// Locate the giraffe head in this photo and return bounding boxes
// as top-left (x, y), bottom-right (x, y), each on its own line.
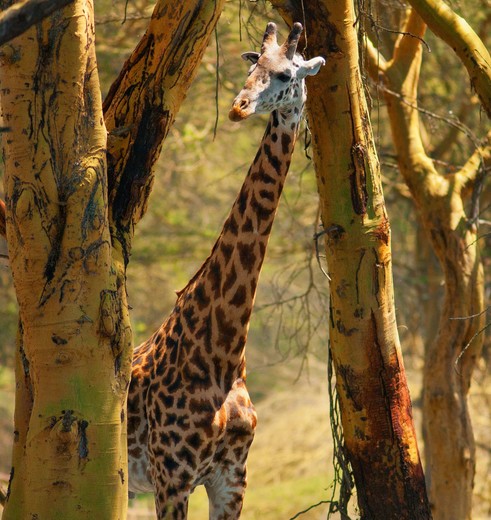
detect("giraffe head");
top-left (229, 22), bottom-right (325, 122)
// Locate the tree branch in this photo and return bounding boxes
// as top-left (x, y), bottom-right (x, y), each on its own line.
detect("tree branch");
top-left (102, 0), bottom-right (225, 265)
top-left (383, 9), bottom-right (438, 198)
top-left (364, 36), bottom-right (388, 79)
top-left (0, 0), bottom-right (74, 46)
top-left (407, 0), bottom-right (491, 118)
top-left (457, 128), bottom-right (491, 225)
top-left (390, 9), bottom-right (427, 74)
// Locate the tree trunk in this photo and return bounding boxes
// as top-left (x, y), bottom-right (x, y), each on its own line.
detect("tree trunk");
top-left (0, 1), bottom-right (132, 517)
top-left (366, 10), bottom-right (489, 519)
top-left (1, 0), bottom-right (226, 517)
top-left (271, 1), bottom-right (431, 518)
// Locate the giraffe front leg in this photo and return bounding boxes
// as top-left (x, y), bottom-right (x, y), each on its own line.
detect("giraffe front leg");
top-left (205, 461), bottom-right (248, 520)
top-left (148, 444), bottom-right (194, 520)
top-left (147, 425), bottom-right (193, 519)
top-left (205, 380), bottom-right (257, 520)
top-left (154, 486), bottom-right (190, 520)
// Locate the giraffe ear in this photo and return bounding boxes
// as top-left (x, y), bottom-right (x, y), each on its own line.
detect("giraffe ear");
top-left (297, 56), bottom-right (326, 79)
top-left (241, 52), bottom-right (260, 64)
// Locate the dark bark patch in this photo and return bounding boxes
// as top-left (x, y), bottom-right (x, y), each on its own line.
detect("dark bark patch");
top-left (349, 142), bottom-right (368, 215)
top-left (78, 419), bottom-right (89, 459)
top-left (373, 216), bottom-right (390, 245)
top-left (51, 334), bottom-right (67, 345)
top-left (336, 319), bottom-right (357, 336)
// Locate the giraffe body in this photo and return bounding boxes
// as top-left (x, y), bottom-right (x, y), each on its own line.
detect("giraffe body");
top-left (127, 22), bottom-right (325, 519)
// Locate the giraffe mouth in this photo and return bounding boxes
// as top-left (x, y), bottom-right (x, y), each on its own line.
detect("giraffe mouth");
top-left (228, 105), bottom-right (251, 122)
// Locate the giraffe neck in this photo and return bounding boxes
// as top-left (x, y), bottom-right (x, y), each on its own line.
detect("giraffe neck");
top-left (172, 107), bottom-right (302, 381)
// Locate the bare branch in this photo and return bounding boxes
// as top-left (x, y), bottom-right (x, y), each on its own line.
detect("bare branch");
top-left (364, 36), bottom-right (388, 79)
top-left (457, 128), bottom-right (491, 196)
top-left (407, 0), bottom-right (491, 118)
top-left (0, 0), bottom-right (74, 46)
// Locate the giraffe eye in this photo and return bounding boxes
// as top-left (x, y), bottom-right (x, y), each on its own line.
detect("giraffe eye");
top-left (276, 72), bottom-right (291, 82)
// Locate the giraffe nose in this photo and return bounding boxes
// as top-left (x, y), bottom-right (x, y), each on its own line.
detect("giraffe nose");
top-left (229, 97), bottom-right (251, 121)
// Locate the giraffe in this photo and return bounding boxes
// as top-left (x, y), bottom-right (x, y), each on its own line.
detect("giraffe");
top-left (127, 21), bottom-right (325, 519)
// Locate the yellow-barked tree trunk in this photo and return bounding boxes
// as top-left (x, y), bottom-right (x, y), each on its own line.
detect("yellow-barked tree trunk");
top-left (271, 0), bottom-right (432, 518)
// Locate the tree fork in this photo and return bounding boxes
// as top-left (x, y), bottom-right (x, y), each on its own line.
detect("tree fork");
top-left (103, 0), bottom-right (226, 266)
top-left (271, 1), bottom-right (431, 517)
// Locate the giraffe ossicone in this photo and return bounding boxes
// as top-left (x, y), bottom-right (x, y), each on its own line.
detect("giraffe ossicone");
top-left (127, 22), bottom-right (324, 520)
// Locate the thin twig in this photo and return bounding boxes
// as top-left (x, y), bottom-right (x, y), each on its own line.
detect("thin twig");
top-left (449, 306), bottom-right (490, 321)
top-left (96, 13), bottom-right (151, 25)
top-left (454, 322), bottom-right (491, 369)
top-left (213, 26), bottom-right (220, 140)
top-left (358, 8), bottom-right (431, 52)
top-left (289, 499), bottom-right (335, 519)
top-left (122, 0), bottom-right (130, 24)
